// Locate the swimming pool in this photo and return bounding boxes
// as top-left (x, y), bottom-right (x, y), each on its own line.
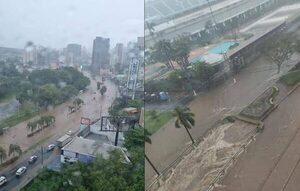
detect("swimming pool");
top-left (190, 41), bottom-right (239, 64)
top-left (209, 41), bottom-right (238, 54)
top-left (190, 55), bottom-right (204, 64)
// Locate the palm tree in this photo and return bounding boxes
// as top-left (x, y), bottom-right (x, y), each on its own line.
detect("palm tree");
top-left (100, 86), bottom-right (107, 96)
top-left (173, 106), bottom-right (195, 144)
top-left (73, 98), bottom-right (84, 109)
top-left (145, 129), bottom-right (160, 176)
top-left (8, 144), bottom-right (22, 157)
top-left (27, 121), bottom-right (38, 132)
top-left (0, 147), bottom-right (7, 164)
top-left (68, 105), bottom-right (75, 113)
top-left (146, 22), bottom-right (156, 42)
top-left (41, 115), bottom-right (55, 127)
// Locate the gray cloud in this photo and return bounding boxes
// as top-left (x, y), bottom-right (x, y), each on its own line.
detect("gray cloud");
top-left (0, 0), bottom-right (144, 50)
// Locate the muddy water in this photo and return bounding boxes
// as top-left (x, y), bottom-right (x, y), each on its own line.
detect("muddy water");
top-left (0, 73), bottom-right (117, 153)
top-left (156, 121), bottom-right (255, 191)
top-left (145, 54), bottom-right (300, 184)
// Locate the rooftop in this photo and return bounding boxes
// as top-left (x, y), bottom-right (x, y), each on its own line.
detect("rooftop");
top-left (62, 137), bottom-right (125, 159)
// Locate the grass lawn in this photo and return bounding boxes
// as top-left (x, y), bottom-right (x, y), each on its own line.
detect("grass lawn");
top-left (280, 70), bottom-right (300, 87)
top-left (145, 110), bottom-right (173, 135)
top-left (0, 102), bottom-right (39, 129)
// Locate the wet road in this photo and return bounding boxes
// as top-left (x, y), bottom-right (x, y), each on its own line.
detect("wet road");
top-left (145, 53), bottom-right (300, 184)
top-left (0, 72), bottom-right (118, 190)
top-left (0, 147), bottom-right (56, 191)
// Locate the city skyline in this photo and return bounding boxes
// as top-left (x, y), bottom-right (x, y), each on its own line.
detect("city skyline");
top-left (0, 0), bottom-right (143, 51)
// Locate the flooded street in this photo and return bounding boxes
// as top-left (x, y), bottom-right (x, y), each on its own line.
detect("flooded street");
top-left (155, 121), bottom-right (256, 191)
top-left (145, 54), bottom-right (300, 184)
top-left (215, 83), bottom-right (300, 191)
top-left (0, 72), bottom-right (118, 153)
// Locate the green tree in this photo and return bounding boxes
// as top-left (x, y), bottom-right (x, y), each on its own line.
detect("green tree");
top-left (73, 77), bottom-right (90, 90)
top-left (192, 61), bottom-right (217, 88)
top-left (97, 81), bottom-right (101, 90)
top-left (73, 98), bottom-right (84, 110)
top-left (146, 21), bottom-right (156, 42)
top-left (27, 121), bottom-right (38, 132)
top-left (100, 86), bottom-right (107, 96)
top-left (172, 36), bottom-right (191, 70)
top-left (173, 106), bottom-right (195, 144)
top-left (150, 39), bottom-right (175, 69)
top-left (61, 85), bottom-right (79, 101)
top-left (28, 69), bottom-right (59, 86)
top-left (263, 33), bottom-right (296, 74)
top-left (0, 146), bottom-right (7, 164)
top-left (37, 84), bottom-right (60, 107)
top-left (8, 144), bottom-right (22, 157)
top-left (23, 121), bottom-right (145, 191)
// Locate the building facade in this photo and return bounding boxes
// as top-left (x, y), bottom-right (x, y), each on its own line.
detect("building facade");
top-left (65, 43), bottom-right (82, 66)
top-left (91, 37), bottom-right (110, 72)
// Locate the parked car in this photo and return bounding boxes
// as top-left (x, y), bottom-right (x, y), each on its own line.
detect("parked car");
top-left (28, 155), bottom-right (38, 164)
top-left (16, 166), bottom-right (27, 177)
top-left (47, 144), bottom-right (55, 152)
top-left (0, 176), bottom-right (7, 186)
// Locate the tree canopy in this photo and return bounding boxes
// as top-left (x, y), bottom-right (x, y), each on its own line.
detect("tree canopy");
top-left (22, 128), bottom-right (145, 191)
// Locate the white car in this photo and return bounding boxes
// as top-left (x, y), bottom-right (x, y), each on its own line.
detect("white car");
top-left (0, 176), bottom-right (7, 186)
top-left (47, 144), bottom-right (55, 152)
top-left (67, 131), bottom-right (72, 136)
top-left (16, 166), bottom-right (27, 177)
top-left (28, 155), bottom-right (38, 164)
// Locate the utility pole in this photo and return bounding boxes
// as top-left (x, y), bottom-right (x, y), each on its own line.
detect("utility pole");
top-left (114, 117), bottom-right (120, 146)
top-left (145, 154), bottom-right (160, 176)
top-left (207, 0), bottom-right (217, 25)
top-left (41, 145), bottom-right (44, 167)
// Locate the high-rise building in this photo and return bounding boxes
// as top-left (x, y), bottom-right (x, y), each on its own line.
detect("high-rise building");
top-left (115, 43), bottom-right (124, 65)
top-left (65, 43), bottom-right (82, 66)
top-left (91, 37), bottom-right (110, 71)
top-left (23, 45), bottom-right (37, 65)
top-left (137, 37), bottom-right (144, 51)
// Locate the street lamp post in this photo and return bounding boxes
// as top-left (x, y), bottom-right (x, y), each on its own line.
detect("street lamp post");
top-left (41, 145), bottom-right (44, 167)
top-left (114, 117), bottom-right (120, 146)
top-left (207, 0), bottom-right (217, 24)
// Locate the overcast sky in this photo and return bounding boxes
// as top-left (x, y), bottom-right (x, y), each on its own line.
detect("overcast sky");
top-left (0, 0), bottom-right (144, 51)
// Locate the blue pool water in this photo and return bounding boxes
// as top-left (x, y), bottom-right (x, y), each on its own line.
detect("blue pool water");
top-left (190, 41), bottom-right (239, 64)
top-left (190, 55), bottom-right (204, 64)
top-left (209, 41), bottom-right (238, 54)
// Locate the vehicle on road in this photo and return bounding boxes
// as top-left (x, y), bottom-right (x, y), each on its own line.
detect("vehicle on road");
top-left (28, 155), bottom-right (38, 164)
top-left (47, 144), bottom-right (55, 152)
top-left (16, 166), bottom-right (27, 177)
top-left (0, 176), bottom-right (7, 186)
top-left (57, 134), bottom-right (72, 148)
top-left (67, 131), bottom-right (73, 136)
